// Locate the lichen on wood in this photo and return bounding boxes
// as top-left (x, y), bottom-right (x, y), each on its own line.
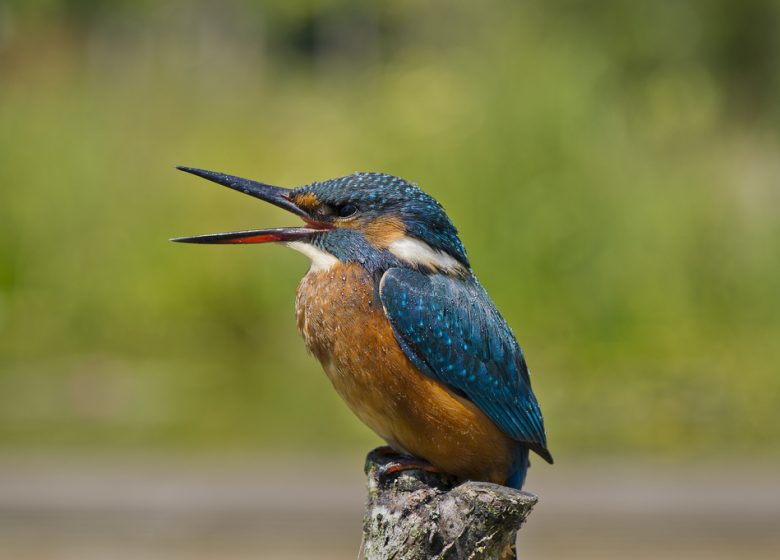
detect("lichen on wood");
top-left (361, 448), bottom-right (538, 560)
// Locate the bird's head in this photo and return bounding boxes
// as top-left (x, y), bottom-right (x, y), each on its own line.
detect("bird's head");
top-left (173, 168), bottom-right (470, 276)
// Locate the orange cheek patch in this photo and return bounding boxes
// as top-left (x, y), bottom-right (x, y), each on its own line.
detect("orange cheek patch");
top-left (362, 216), bottom-right (406, 248)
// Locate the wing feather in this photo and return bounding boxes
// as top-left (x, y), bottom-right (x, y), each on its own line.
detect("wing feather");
top-left (379, 268), bottom-right (552, 462)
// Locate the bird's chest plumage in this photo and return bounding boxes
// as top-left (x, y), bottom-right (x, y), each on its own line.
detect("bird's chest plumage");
top-left (294, 262), bottom-right (514, 484)
top-left (295, 263), bottom-right (405, 445)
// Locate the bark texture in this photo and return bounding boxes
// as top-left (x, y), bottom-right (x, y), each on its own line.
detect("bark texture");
top-left (361, 448), bottom-right (538, 560)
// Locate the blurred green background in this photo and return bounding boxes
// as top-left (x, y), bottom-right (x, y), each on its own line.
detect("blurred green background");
top-left (1, 0), bottom-right (779, 464)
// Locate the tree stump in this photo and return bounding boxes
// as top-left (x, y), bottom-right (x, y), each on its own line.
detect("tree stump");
top-left (361, 448), bottom-right (538, 560)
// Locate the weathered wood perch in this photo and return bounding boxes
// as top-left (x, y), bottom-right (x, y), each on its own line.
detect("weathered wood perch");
top-left (361, 447), bottom-right (538, 560)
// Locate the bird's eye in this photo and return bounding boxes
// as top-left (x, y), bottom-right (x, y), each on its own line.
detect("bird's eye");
top-left (338, 204), bottom-right (357, 218)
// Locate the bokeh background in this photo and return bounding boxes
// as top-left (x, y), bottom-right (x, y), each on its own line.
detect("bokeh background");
top-left (1, 1), bottom-right (779, 558)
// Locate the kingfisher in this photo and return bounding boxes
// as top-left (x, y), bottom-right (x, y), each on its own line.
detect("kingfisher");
top-left (173, 167), bottom-right (552, 489)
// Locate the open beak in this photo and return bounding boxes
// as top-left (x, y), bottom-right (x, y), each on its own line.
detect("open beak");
top-left (170, 167), bottom-right (332, 244)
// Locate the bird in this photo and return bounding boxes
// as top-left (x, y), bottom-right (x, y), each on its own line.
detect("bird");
top-left (172, 167), bottom-right (552, 489)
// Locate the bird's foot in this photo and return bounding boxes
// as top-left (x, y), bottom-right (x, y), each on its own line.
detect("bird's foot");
top-left (377, 455), bottom-right (445, 481)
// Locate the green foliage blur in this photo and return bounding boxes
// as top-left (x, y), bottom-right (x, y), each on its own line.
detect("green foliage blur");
top-left (1, 0), bottom-right (778, 460)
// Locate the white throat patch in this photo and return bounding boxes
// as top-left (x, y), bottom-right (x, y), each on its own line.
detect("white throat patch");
top-left (388, 236), bottom-right (467, 275)
top-left (286, 241), bottom-right (339, 272)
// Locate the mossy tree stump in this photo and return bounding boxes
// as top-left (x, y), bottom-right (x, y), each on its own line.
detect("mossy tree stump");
top-left (361, 448), bottom-right (538, 559)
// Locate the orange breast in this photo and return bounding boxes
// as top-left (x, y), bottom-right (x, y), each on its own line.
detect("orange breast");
top-left (295, 262), bottom-right (515, 484)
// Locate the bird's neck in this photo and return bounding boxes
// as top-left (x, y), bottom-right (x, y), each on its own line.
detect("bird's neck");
top-left (384, 237), bottom-right (469, 277)
top-left (288, 230), bottom-right (470, 279)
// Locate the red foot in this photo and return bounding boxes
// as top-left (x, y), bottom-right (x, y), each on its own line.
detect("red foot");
top-left (378, 457), bottom-right (445, 480)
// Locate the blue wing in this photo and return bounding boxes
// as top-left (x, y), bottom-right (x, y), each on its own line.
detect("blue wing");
top-left (379, 268), bottom-right (552, 463)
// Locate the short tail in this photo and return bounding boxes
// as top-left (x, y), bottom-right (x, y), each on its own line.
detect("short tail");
top-left (504, 445), bottom-right (530, 489)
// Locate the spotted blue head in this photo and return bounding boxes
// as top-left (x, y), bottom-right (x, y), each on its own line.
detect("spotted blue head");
top-left (172, 168), bottom-right (470, 276)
